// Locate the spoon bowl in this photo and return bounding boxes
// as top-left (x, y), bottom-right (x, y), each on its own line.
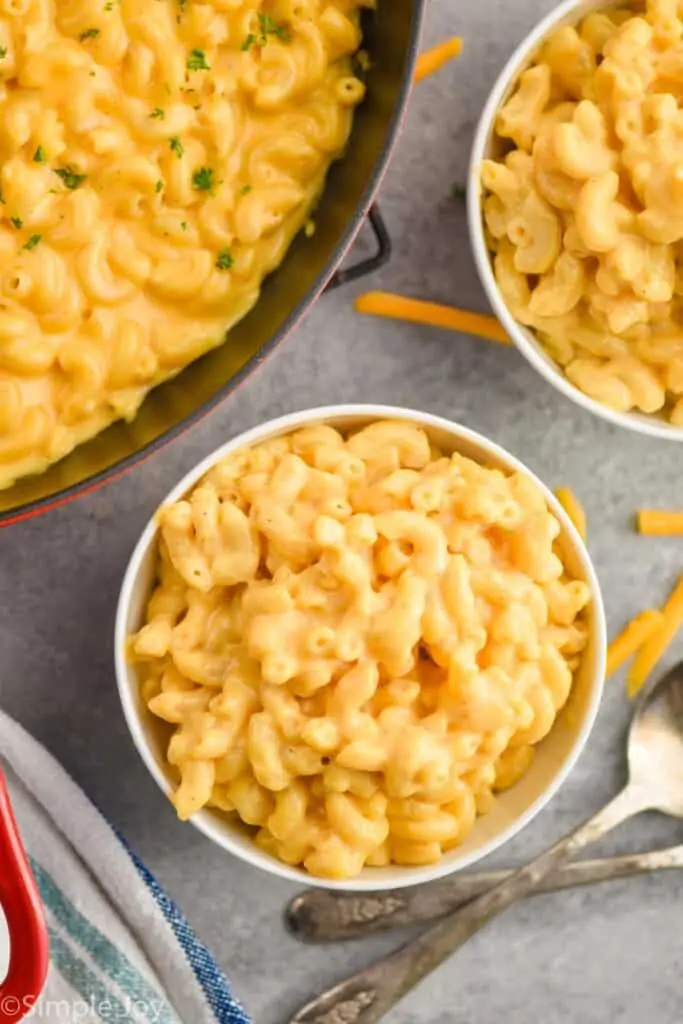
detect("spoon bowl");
top-left (628, 663), bottom-right (683, 818)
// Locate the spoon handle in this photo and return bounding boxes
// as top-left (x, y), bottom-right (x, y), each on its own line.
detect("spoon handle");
top-left (287, 843), bottom-right (683, 943)
top-left (287, 785), bottom-right (644, 1024)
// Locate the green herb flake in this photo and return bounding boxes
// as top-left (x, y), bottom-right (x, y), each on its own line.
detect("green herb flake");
top-left (451, 183), bottom-right (467, 201)
top-left (150, 107), bottom-right (165, 119)
top-left (180, 221), bottom-right (188, 230)
top-left (89, 70), bottom-right (96, 76)
top-left (33, 146), bottom-right (47, 163)
top-left (54, 166), bottom-right (87, 190)
top-left (104, 2), bottom-right (114, 9)
top-left (169, 136), bottom-right (184, 158)
top-left (187, 48), bottom-right (210, 71)
top-left (10, 216), bottom-right (22, 229)
top-left (0, 191), bottom-right (5, 204)
top-left (23, 234), bottom-right (41, 250)
top-left (215, 248), bottom-right (233, 270)
top-left (79, 28), bottom-right (100, 41)
top-left (258, 12), bottom-right (290, 40)
top-left (192, 166), bottom-right (213, 191)
top-left (0, 46), bottom-right (8, 59)
top-left (239, 184), bottom-right (252, 195)
top-left (155, 180), bottom-right (164, 194)
top-left (242, 13), bottom-right (289, 51)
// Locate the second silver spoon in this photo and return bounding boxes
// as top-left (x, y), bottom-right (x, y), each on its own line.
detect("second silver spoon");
top-left (287, 842), bottom-right (683, 942)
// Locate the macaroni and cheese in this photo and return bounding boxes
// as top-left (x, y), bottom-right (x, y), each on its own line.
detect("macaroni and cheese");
top-left (481, 1), bottom-right (683, 423)
top-left (0, 0), bottom-right (367, 489)
top-left (130, 420), bottom-right (591, 879)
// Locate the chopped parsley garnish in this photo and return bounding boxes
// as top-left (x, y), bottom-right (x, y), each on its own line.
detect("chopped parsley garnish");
top-left (33, 146), bottom-right (47, 163)
top-left (192, 166), bottom-right (213, 191)
top-left (187, 48), bottom-right (210, 71)
top-left (23, 234), bottom-right (41, 250)
top-left (169, 136), bottom-right (184, 158)
top-left (242, 13), bottom-right (290, 50)
top-left (155, 180), bottom-right (163, 193)
top-left (0, 46), bottom-right (7, 59)
top-left (180, 221), bottom-right (188, 230)
top-left (0, 191), bottom-right (5, 204)
top-left (216, 249), bottom-right (233, 270)
top-left (150, 107), bottom-right (165, 119)
top-left (258, 12), bottom-right (290, 40)
top-left (239, 184), bottom-right (252, 195)
top-left (89, 70), bottom-right (96, 76)
top-left (54, 166), bottom-right (87, 190)
top-left (104, 2), bottom-right (114, 9)
top-left (451, 183), bottom-right (467, 201)
top-left (79, 28), bottom-right (100, 41)
top-left (10, 217), bottom-right (22, 229)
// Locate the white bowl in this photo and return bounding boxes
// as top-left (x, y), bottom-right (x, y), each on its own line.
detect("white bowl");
top-left (115, 404), bottom-right (607, 891)
top-left (467, 0), bottom-right (683, 440)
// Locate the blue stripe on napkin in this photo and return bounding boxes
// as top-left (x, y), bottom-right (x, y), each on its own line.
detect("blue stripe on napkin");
top-left (119, 837), bottom-right (251, 1024)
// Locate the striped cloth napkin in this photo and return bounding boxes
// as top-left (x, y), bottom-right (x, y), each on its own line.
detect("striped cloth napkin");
top-left (0, 709), bottom-right (251, 1024)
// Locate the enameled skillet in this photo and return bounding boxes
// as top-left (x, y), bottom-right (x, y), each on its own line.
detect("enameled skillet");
top-left (0, 769), bottom-right (49, 1022)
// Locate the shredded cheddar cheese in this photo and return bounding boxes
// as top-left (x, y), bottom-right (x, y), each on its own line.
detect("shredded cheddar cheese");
top-left (555, 487), bottom-right (587, 541)
top-left (637, 510), bottom-right (683, 535)
top-left (414, 37), bottom-right (463, 83)
top-left (628, 575), bottom-right (683, 698)
top-left (606, 609), bottom-right (665, 679)
top-left (354, 292), bottom-right (512, 345)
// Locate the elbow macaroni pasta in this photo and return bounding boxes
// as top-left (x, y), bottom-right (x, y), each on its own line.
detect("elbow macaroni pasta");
top-left (481, 1), bottom-right (683, 424)
top-left (130, 420), bottom-right (592, 879)
top-left (0, 0), bottom-right (368, 489)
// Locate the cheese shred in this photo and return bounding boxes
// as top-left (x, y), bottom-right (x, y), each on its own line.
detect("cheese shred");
top-left (606, 610), bottom-right (665, 680)
top-left (354, 292), bottom-right (512, 344)
top-left (637, 510), bottom-right (683, 535)
top-left (627, 576), bottom-right (683, 697)
top-left (555, 487), bottom-right (587, 541)
top-left (414, 37), bottom-right (463, 83)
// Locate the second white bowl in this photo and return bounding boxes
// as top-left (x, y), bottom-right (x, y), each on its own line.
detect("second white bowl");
top-left (467, 0), bottom-right (683, 440)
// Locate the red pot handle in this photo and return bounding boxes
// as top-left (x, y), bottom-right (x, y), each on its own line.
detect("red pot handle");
top-left (0, 768), bottom-right (49, 1022)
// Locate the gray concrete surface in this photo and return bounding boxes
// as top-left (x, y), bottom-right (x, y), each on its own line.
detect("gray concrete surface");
top-left (3, 1), bottom-right (683, 1020)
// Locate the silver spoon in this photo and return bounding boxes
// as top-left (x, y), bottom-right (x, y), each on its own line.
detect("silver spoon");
top-left (286, 842), bottom-right (683, 942)
top-left (288, 662), bottom-right (683, 1024)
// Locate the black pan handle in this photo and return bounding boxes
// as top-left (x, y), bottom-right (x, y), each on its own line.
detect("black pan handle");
top-left (325, 205), bottom-right (391, 291)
